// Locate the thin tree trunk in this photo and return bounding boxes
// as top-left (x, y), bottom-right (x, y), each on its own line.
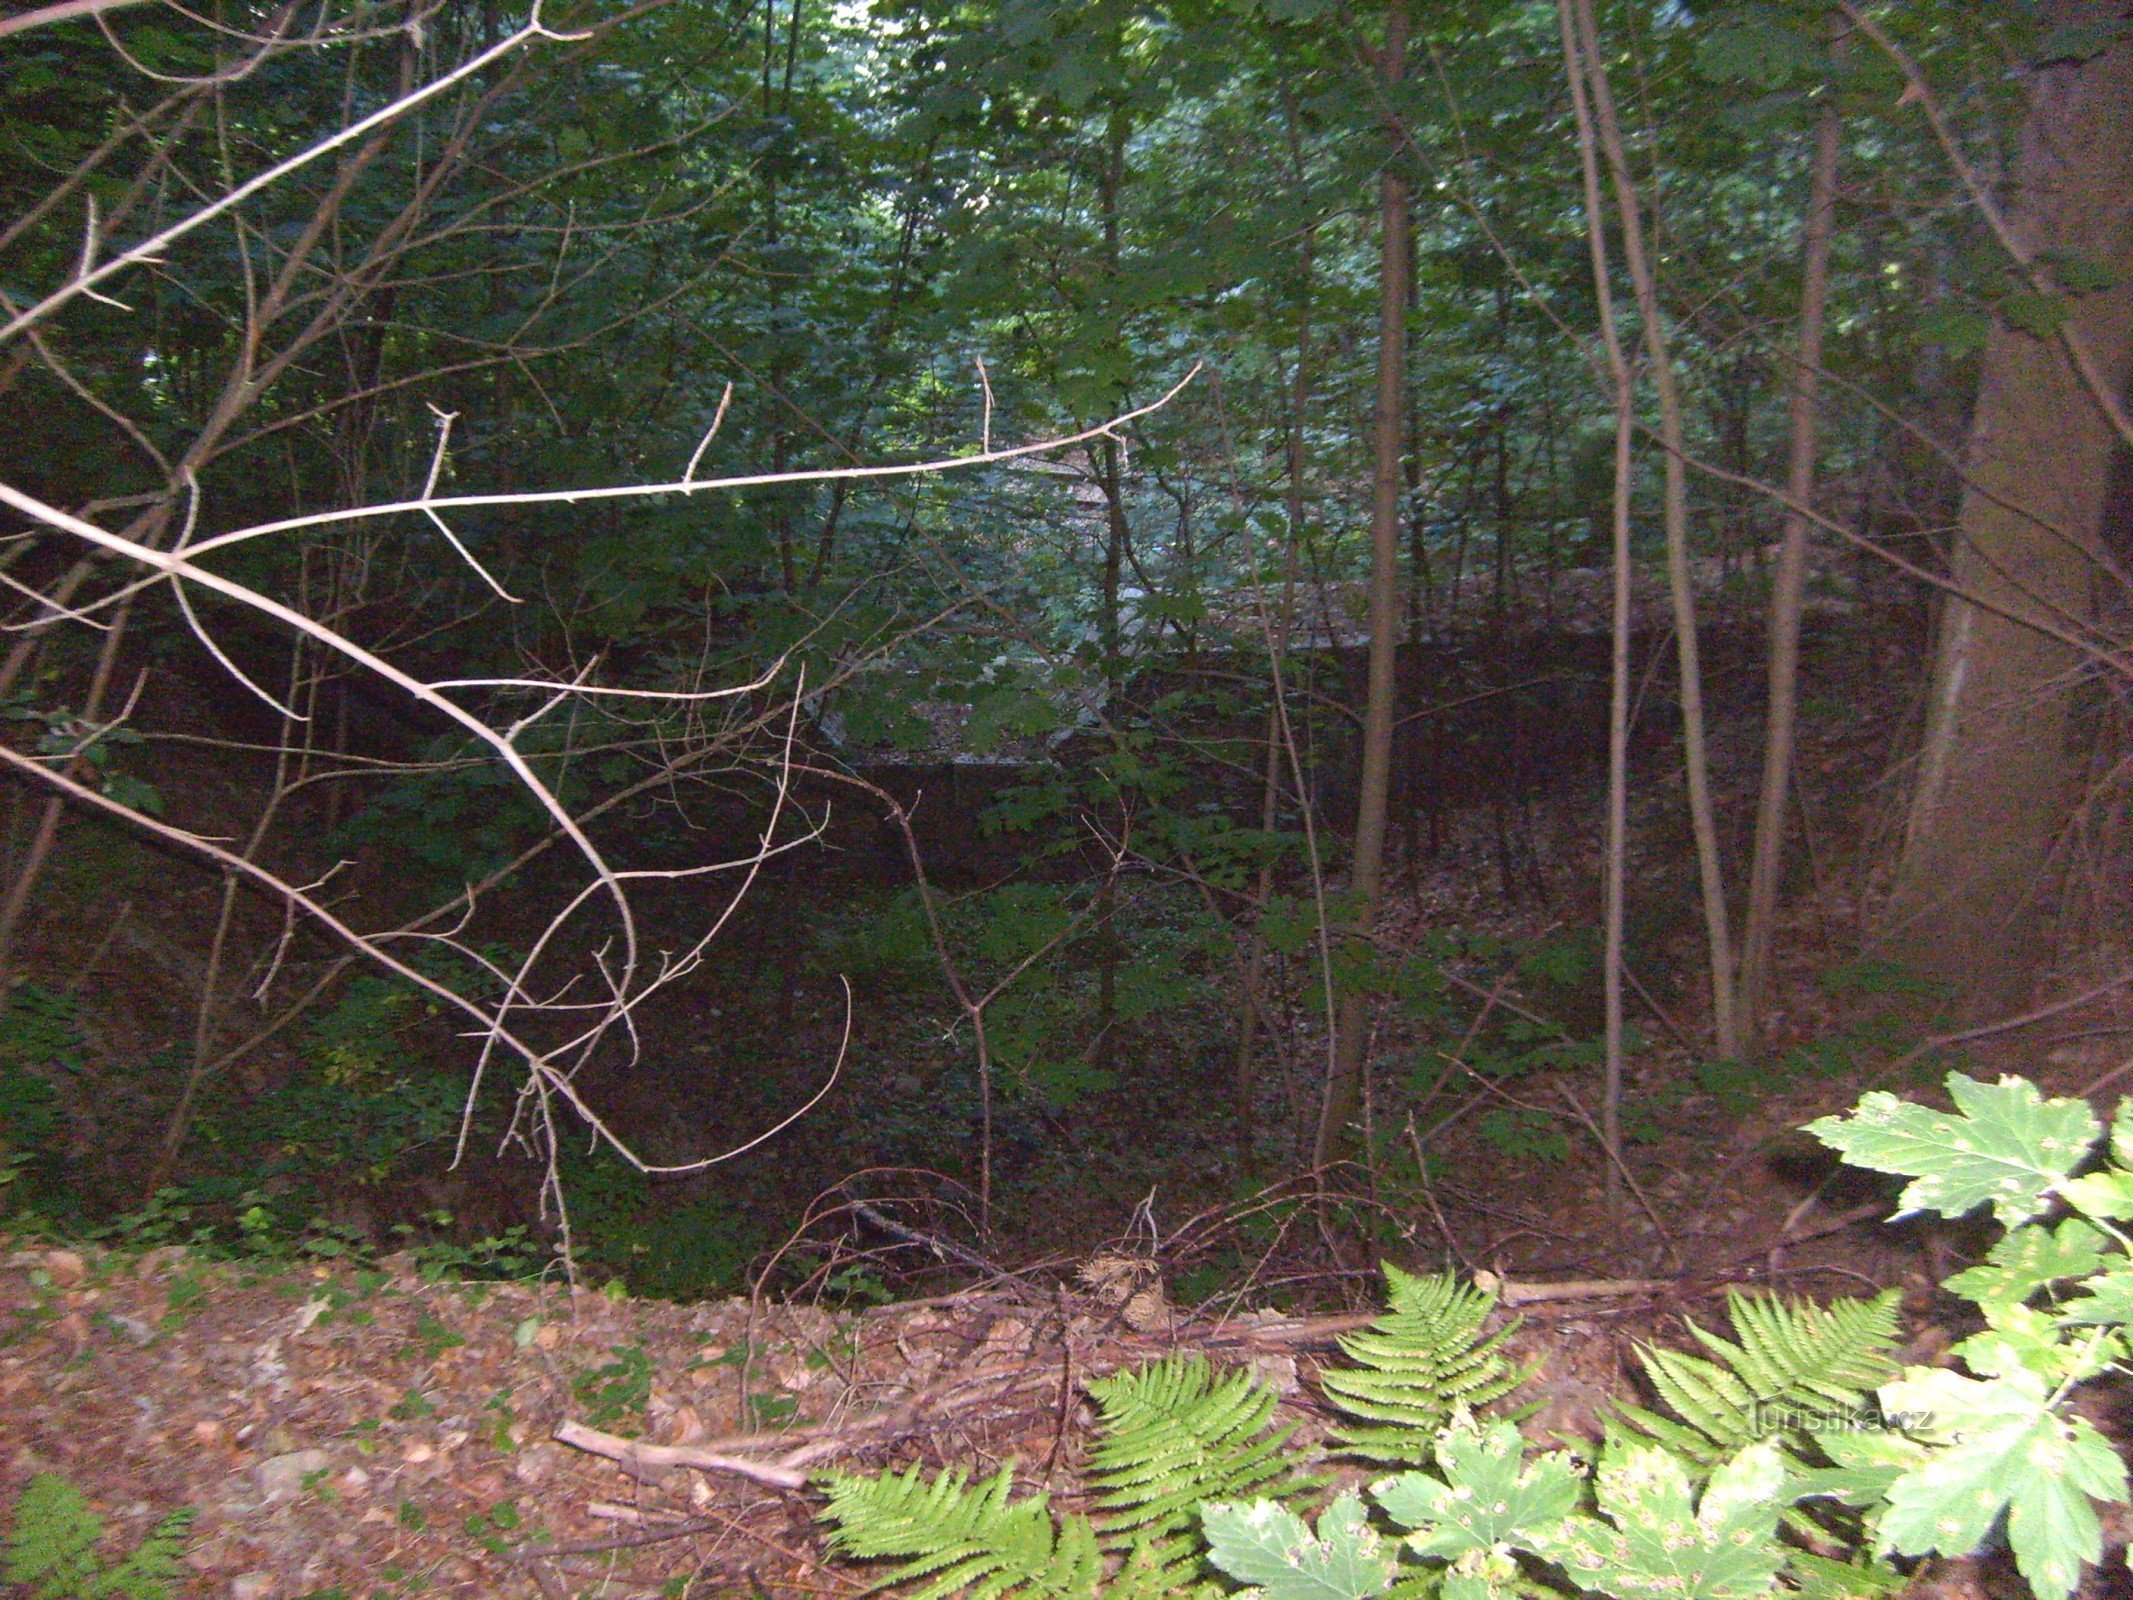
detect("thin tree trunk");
top-left (1090, 105), bottom-right (1132, 1076)
top-left (1314, 0), bottom-right (1409, 1167)
top-left (1237, 209), bottom-right (1316, 1181)
top-left (1740, 17), bottom-right (1846, 1037)
top-left (1558, 0), bottom-right (1636, 1217)
top-left (1094, 438), bottom-right (1128, 1076)
top-left (1573, 0), bottom-right (1741, 1060)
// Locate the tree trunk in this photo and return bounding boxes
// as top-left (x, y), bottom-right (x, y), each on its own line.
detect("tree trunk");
top-left (1573, 0), bottom-right (1741, 1061)
top-left (1740, 16), bottom-right (1846, 1037)
top-left (1557, 0), bottom-right (1637, 1218)
top-left (1314, 0), bottom-right (1409, 1167)
top-left (1880, 15), bottom-right (2133, 1014)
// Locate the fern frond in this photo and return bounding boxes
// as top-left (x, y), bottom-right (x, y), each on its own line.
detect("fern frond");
top-left (1088, 1354), bottom-right (1305, 1571)
top-left (5, 1475), bottom-right (108, 1600)
top-left (817, 1463), bottom-right (1105, 1600)
top-left (1624, 1290), bottom-right (1901, 1466)
top-left (91, 1509), bottom-right (194, 1600)
top-left (1320, 1264), bottom-right (1519, 1462)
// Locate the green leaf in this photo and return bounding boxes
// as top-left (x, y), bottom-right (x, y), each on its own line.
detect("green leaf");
top-left (1943, 1219), bottom-right (2109, 1307)
top-left (2057, 1170), bottom-right (2133, 1222)
top-left (2061, 1265), bottom-right (2133, 1325)
top-left (1780, 1549), bottom-right (1910, 1600)
top-left (1201, 1494), bottom-right (1395, 1600)
top-left (1695, 6), bottom-right (1825, 89)
top-left (1374, 1415), bottom-right (1583, 1559)
top-left (2001, 290), bottom-right (2071, 339)
top-left (2109, 1099), bottom-right (2133, 1170)
top-left (1876, 1367), bottom-right (2126, 1600)
top-left (89, 1509), bottom-right (193, 1600)
top-left (1524, 1439), bottom-right (1786, 1600)
top-left (1805, 1074), bottom-right (2100, 1224)
top-left (3, 1478), bottom-right (190, 1600)
top-left (1951, 1302), bottom-right (2110, 1385)
top-left (1792, 1427), bottom-right (1934, 1510)
top-left (97, 773), bottom-right (164, 816)
top-left (1918, 305), bottom-right (1990, 359)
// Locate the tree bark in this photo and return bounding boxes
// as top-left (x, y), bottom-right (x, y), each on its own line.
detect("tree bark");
top-left (1557, 0), bottom-right (1637, 1219)
top-left (1740, 16), bottom-right (1847, 1037)
top-left (1880, 13), bottom-right (2133, 1014)
top-left (1314, 0), bottom-right (1409, 1167)
top-left (1575, 0), bottom-right (1741, 1061)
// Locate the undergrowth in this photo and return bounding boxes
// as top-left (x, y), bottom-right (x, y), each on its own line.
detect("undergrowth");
top-left (820, 1073), bottom-right (2133, 1600)
top-left (1, 1474), bottom-right (191, 1600)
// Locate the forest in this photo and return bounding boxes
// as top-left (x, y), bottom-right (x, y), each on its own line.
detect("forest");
top-left (0, 0), bottom-right (2131, 1593)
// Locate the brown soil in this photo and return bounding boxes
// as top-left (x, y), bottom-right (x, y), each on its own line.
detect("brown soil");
top-left (0, 1195), bottom-right (1981, 1600)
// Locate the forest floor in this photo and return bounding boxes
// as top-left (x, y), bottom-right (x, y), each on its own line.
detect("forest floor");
top-left (0, 1164), bottom-right (2064, 1600)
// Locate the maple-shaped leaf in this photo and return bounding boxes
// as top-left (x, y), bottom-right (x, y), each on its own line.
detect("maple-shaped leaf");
top-left (1792, 1427), bottom-right (1934, 1512)
top-left (1201, 1493), bottom-right (1395, 1600)
top-left (2060, 1265), bottom-right (2133, 1326)
top-left (2058, 1170), bottom-right (2133, 1222)
top-left (1525, 1438), bottom-right (1786, 1600)
top-left (1952, 1302), bottom-right (2105, 1386)
top-left (1805, 1075), bottom-right (2100, 1225)
top-left (1877, 1367), bottom-right (2129, 1600)
top-left (1944, 1220), bottom-right (2109, 1308)
top-left (1440, 1543), bottom-right (1524, 1600)
top-left (1373, 1415), bottom-right (1583, 1559)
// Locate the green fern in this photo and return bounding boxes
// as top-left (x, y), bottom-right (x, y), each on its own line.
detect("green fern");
top-left (818, 1463), bottom-right (1108, 1600)
top-left (2, 1475), bottom-right (193, 1600)
top-left (1616, 1290), bottom-right (1901, 1467)
top-left (818, 1357), bottom-right (1299, 1597)
top-left (1320, 1264), bottom-right (1520, 1462)
top-left (1087, 1354), bottom-right (1305, 1575)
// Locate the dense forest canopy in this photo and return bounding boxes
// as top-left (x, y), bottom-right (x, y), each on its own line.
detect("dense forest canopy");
top-left (0, 0), bottom-right (2128, 1301)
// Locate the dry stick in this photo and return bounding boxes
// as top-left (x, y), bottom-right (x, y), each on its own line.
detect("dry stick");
top-left (1469, 1269), bottom-right (1672, 1306)
top-left (1621, 962), bottom-right (1693, 1054)
top-left (1557, 0), bottom-right (1636, 1221)
top-left (1741, 14), bottom-right (1847, 1038)
top-left (60, 898), bottom-right (129, 994)
top-left (0, 0), bottom-right (155, 42)
top-left (1557, 1083), bottom-right (1684, 1273)
top-left (2, 378), bottom-right (1188, 1192)
top-left (0, 732), bottom-right (835, 1183)
top-left (555, 1422), bottom-right (811, 1491)
top-left (1, 7), bottom-right (576, 343)
top-left (1405, 1112), bottom-right (1473, 1272)
top-left (838, 1189), bottom-right (1005, 1278)
top-left (1574, 0), bottom-right (1739, 1062)
top-left (1889, 965), bottom-right (2133, 1078)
